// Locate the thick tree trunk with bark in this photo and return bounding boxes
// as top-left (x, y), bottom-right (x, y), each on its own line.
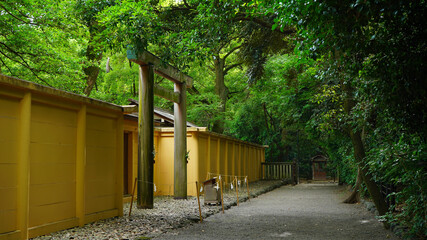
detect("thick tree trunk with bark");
top-left (212, 56), bottom-right (229, 133)
top-left (348, 129), bottom-right (388, 215)
top-left (342, 79), bottom-right (388, 216)
top-left (83, 35), bottom-right (102, 96)
top-left (344, 167), bottom-right (362, 203)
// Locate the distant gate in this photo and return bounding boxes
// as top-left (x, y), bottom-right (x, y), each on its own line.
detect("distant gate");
top-left (261, 162), bottom-right (295, 181)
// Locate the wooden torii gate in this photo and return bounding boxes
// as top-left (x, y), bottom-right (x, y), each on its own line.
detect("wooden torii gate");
top-left (127, 50), bottom-right (193, 208)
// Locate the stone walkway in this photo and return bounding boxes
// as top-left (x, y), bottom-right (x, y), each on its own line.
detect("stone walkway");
top-left (155, 183), bottom-right (398, 240)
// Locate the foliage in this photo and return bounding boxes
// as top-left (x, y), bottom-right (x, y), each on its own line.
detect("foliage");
top-left (263, 0), bottom-right (427, 237)
top-left (2, 0), bottom-right (425, 236)
top-left (366, 124), bottom-right (427, 238)
top-left (228, 54), bottom-right (322, 178)
top-left (0, 0), bottom-right (86, 92)
top-left (90, 51), bottom-right (140, 104)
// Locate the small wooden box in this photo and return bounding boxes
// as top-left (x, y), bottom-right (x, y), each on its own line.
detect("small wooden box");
top-left (203, 178), bottom-right (221, 205)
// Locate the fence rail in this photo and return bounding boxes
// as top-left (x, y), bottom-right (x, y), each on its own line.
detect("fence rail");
top-left (261, 162), bottom-right (295, 181)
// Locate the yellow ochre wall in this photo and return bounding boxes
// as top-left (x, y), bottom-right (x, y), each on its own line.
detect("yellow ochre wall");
top-left (123, 120), bottom-right (266, 198)
top-left (0, 75), bottom-right (124, 240)
top-left (0, 74), bottom-right (265, 239)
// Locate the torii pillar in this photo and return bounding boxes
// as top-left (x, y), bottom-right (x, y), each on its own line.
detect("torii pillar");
top-left (173, 77), bottom-right (187, 199)
top-left (127, 50), bottom-right (193, 208)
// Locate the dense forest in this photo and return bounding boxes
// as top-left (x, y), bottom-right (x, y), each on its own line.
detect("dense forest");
top-left (1, 0), bottom-right (425, 238)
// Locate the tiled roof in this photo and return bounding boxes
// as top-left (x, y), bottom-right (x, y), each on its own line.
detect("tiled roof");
top-left (126, 99), bottom-right (199, 127)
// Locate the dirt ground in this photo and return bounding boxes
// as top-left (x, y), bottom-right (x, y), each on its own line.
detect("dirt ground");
top-left (154, 183), bottom-right (399, 240)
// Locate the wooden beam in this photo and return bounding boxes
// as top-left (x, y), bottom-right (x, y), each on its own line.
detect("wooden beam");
top-left (217, 138), bottom-right (220, 176)
top-left (127, 50), bottom-right (193, 88)
top-left (137, 64), bottom-right (154, 209)
top-left (174, 81), bottom-right (187, 199)
top-left (17, 92), bottom-right (31, 240)
top-left (232, 142), bottom-right (235, 179)
top-left (207, 135), bottom-right (211, 179)
top-left (154, 85), bottom-right (180, 103)
top-left (115, 116), bottom-right (124, 216)
top-left (122, 105), bottom-right (138, 113)
top-left (76, 104), bottom-right (86, 226)
top-left (224, 140), bottom-right (228, 184)
top-left (238, 144), bottom-right (242, 178)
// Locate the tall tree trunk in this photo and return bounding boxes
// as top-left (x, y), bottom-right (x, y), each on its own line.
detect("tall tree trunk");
top-left (342, 79), bottom-right (388, 216)
top-left (343, 167), bottom-right (362, 203)
top-left (212, 56), bottom-right (229, 133)
top-left (83, 33), bottom-right (102, 96)
top-left (348, 129), bottom-right (388, 215)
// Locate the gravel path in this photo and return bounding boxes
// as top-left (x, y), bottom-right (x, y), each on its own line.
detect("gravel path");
top-left (155, 183), bottom-right (399, 240)
top-left (32, 180), bottom-right (285, 240)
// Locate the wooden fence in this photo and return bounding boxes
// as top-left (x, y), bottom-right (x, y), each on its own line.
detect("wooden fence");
top-left (261, 162), bottom-right (295, 181)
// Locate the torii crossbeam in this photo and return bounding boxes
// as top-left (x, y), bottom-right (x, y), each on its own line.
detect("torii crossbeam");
top-left (127, 49), bottom-right (193, 208)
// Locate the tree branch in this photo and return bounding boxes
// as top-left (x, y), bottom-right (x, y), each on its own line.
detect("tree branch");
top-left (227, 88), bottom-right (245, 99)
top-left (224, 62), bottom-right (243, 75)
top-left (262, 102), bottom-right (276, 131)
top-left (208, 61), bottom-right (215, 72)
top-left (223, 44), bottom-right (242, 61)
top-left (235, 14), bottom-right (296, 35)
top-left (262, 102), bottom-right (270, 131)
top-left (168, 0), bottom-right (195, 12)
top-left (188, 85), bottom-right (200, 95)
top-left (183, 0), bottom-right (193, 9)
top-left (0, 4), bottom-right (36, 26)
top-left (0, 49), bottom-right (52, 86)
top-left (0, 41), bottom-right (37, 57)
top-left (0, 56), bottom-right (13, 74)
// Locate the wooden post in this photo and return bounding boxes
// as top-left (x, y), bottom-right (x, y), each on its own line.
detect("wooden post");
top-left (224, 140), bottom-right (228, 184)
top-left (238, 144), bottom-right (241, 179)
top-left (216, 138), bottom-right (220, 176)
top-left (206, 135), bottom-right (211, 180)
top-left (116, 116), bottom-right (124, 216)
top-left (174, 81), bottom-right (187, 199)
top-left (235, 176), bottom-right (239, 206)
top-left (220, 177), bottom-right (224, 213)
top-left (242, 146), bottom-right (246, 180)
top-left (17, 92), bottom-right (31, 239)
top-left (231, 142), bottom-right (235, 180)
top-left (76, 104), bottom-right (86, 226)
top-left (129, 178), bottom-right (138, 217)
top-left (137, 64), bottom-right (154, 209)
top-left (246, 176), bottom-right (250, 201)
top-left (195, 182), bottom-right (203, 223)
top-left (127, 50), bottom-right (192, 202)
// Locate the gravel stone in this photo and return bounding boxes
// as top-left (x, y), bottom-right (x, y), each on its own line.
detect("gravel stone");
top-left (31, 180), bottom-right (285, 240)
